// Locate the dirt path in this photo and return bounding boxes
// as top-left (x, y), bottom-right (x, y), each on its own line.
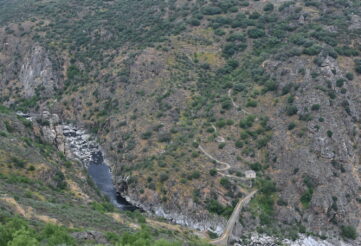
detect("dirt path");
top-left (227, 89), bottom-right (250, 115)
top-left (198, 145), bottom-right (231, 172)
top-left (198, 145), bottom-right (248, 181)
top-left (0, 196), bottom-right (60, 224)
top-left (210, 190), bottom-right (257, 246)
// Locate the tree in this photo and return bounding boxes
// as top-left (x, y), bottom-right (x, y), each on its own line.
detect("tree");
top-left (8, 229), bottom-right (39, 246)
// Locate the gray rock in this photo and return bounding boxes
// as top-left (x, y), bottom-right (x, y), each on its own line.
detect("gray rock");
top-left (71, 231), bottom-right (108, 244)
top-left (19, 45), bottom-right (59, 98)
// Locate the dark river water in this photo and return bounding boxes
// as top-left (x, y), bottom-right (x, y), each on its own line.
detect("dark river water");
top-left (81, 144), bottom-right (137, 211)
top-left (88, 163), bottom-right (136, 211)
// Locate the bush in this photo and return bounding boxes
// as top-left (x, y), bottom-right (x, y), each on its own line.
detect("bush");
top-left (346, 72), bottom-right (354, 81)
top-left (209, 169), bottom-right (217, 176)
top-left (286, 105), bottom-right (298, 116)
top-left (235, 140), bottom-right (243, 148)
top-left (340, 225), bottom-right (357, 240)
top-left (303, 45), bottom-right (322, 56)
top-left (250, 162), bottom-right (262, 171)
top-left (190, 19), bottom-right (200, 26)
top-left (189, 171), bottom-right (201, 179)
top-left (336, 79), bottom-right (345, 87)
top-left (202, 6), bottom-right (222, 15)
top-left (263, 3), bottom-right (274, 11)
top-left (246, 100), bottom-right (257, 107)
top-left (218, 143), bottom-right (226, 149)
top-left (158, 133), bottom-right (171, 142)
top-left (141, 131), bottom-right (152, 139)
top-left (11, 157), bottom-right (26, 169)
top-left (222, 43), bottom-right (247, 57)
top-left (220, 177), bottom-right (232, 190)
top-left (239, 115), bottom-right (256, 129)
top-left (54, 171), bottom-right (67, 190)
top-left (249, 12), bottom-right (260, 19)
top-left (258, 179), bottom-right (277, 195)
top-left (0, 104), bottom-right (10, 114)
top-left (226, 32), bottom-right (246, 42)
top-left (247, 28), bottom-right (265, 39)
top-left (327, 130), bottom-right (333, 138)
top-left (355, 59), bottom-right (361, 74)
top-left (311, 104), bottom-right (320, 111)
top-left (40, 224), bottom-right (75, 246)
top-left (159, 173), bottom-right (169, 183)
top-left (300, 188), bottom-right (313, 208)
top-left (288, 122), bottom-right (296, 130)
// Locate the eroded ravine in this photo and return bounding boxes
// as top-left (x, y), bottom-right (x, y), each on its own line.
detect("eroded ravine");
top-left (18, 112), bottom-right (136, 211)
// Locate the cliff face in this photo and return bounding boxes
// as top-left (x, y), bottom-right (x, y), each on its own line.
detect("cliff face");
top-left (19, 45), bottom-right (60, 98)
top-left (0, 24), bottom-right (62, 102)
top-left (264, 55), bottom-right (361, 235)
top-left (0, 0), bottom-right (360, 244)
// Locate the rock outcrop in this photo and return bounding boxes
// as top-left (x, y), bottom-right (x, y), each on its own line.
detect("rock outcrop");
top-left (19, 46), bottom-right (60, 98)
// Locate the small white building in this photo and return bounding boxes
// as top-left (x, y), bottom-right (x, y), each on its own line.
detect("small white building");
top-left (245, 170), bottom-right (256, 179)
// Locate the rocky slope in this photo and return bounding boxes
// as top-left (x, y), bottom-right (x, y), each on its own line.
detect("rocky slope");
top-left (0, 0), bottom-right (360, 244)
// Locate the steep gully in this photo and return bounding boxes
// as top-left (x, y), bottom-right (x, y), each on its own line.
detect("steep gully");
top-left (17, 112), bottom-right (136, 211)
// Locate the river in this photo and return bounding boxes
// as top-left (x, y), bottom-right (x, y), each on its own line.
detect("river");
top-left (62, 124), bottom-right (137, 211)
top-left (18, 112), bottom-right (136, 211)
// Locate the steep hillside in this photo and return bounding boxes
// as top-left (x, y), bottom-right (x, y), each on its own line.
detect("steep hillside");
top-left (0, 107), bottom-right (210, 245)
top-left (0, 0), bottom-right (360, 245)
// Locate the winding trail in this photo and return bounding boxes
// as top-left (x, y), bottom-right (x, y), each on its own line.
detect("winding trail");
top-left (210, 190), bottom-right (257, 246)
top-left (199, 141), bottom-right (257, 245)
top-left (227, 89), bottom-right (250, 115)
top-left (199, 145), bottom-right (230, 172)
top-left (198, 145), bottom-right (247, 180)
top-left (198, 103), bottom-right (257, 245)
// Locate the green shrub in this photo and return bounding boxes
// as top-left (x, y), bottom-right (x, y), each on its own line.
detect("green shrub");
top-left (40, 224), bottom-right (75, 246)
top-left (300, 188), bottom-right (313, 208)
top-left (159, 173), bottom-right (169, 183)
top-left (189, 171), bottom-right (201, 179)
top-left (303, 45), bottom-right (322, 56)
top-left (218, 143), bottom-right (226, 149)
top-left (235, 140), bottom-right (243, 148)
top-left (189, 19), bottom-right (200, 26)
top-left (340, 225), bottom-right (357, 240)
top-left (209, 169), bottom-right (217, 176)
top-left (5, 121), bottom-right (15, 133)
top-left (141, 131), bottom-right (152, 139)
top-left (239, 115), bottom-right (256, 129)
top-left (288, 122), bottom-right (296, 130)
top-left (246, 100), bottom-right (257, 107)
top-left (346, 73), bottom-right (354, 81)
top-left (0, 104), bottom-right (10, 114)
top-left (11, 157), bottom-right (26, 169)
top-left (311, 104), bottom-right (320, 111)
top-left (355, 59), bottom-right (361, 74)
top-left (202, 6), bottom-right (222, 15)
top-left (250, 162), bottom-right (262, 171)
top-left (258, 179), bottom-right (277, 195)
top-left (220, 177), bottom-right (232, 190)
top-left (336, 79), bottom-right (345, 87)
top-left (247, 28), bottom-right (265, 39)
top-left (249, 12), bottom-right (260, 19)
top-left (263, 3), bottom-right (274, 12)
top-left (327, 130), bottom-right (333, 138)
top-left (286, 105), bottom-right (298, 116)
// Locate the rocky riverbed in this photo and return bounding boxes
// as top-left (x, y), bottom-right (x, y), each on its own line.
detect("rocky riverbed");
top-left (17, 111), bottom-right (136, 210)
